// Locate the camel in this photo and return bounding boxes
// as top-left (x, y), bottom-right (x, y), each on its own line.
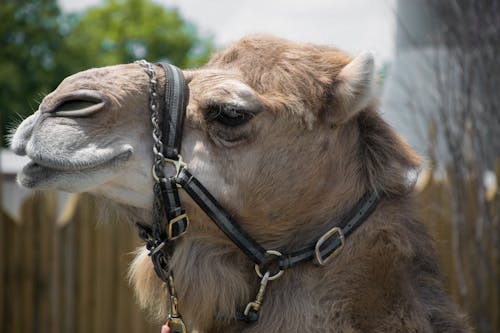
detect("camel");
top-left (11, 35), bottom-right (470, 332)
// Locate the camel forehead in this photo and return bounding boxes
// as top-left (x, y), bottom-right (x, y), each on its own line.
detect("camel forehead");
top-left (199, 36), bottom-right (354, 120)
top-left (207, 35), bottom-right (352, 94)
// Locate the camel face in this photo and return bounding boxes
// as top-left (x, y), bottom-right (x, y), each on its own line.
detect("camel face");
top-left (11, 36), bottom-right (377, 217)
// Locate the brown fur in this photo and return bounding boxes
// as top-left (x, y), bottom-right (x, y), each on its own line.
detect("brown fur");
top-left (128, 36), bottom-right (471, 332)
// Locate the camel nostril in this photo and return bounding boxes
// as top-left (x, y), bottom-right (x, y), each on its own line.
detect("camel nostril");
top-left (56, 99), bottom-right (100, 111)
top-left (52, 90), bottom-right (106, 117)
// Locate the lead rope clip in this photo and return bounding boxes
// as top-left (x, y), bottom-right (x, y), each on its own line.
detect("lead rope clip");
top-left (166, 275), bottom-right (187, 333)
top-left (243, 271), bottom-right (271, 323)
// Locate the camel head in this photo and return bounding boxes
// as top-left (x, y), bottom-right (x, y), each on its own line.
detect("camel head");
top-left (11, 35), bottom-right (418, 236)
top-left (11, 36), bottom-right (425, 329)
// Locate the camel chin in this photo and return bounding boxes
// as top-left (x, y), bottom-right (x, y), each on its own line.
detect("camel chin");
top-left (17, 149), bottom-right (132, 192)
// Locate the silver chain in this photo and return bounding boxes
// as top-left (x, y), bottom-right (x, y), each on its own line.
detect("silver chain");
top-left (136, 60), bottom-right (167, 232)
top-left (136, 59), bottom-right (166, 182)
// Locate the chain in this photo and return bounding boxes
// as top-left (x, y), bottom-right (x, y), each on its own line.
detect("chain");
top-left (136, 60), bottom-right (165, 182)
top-left (136, 60), bottom-right (166, 230)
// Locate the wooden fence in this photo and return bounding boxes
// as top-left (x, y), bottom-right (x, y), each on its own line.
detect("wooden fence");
top-left (0, 192), bottom-right (157, 333)
top-left (1, 168), bottom-right (499, 333)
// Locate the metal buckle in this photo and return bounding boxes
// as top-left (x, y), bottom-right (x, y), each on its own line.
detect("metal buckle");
top-left (168, 213), bottom-right (189, 240)
top-left (152, 154), bottom-right (187, 184)
top-left (314, 227), bottom-right (345, 266)
top-left (164, 154), bottom-right (187, 178)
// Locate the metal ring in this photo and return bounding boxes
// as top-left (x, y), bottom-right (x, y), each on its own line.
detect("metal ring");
top-left (151, 163), bottom-right (165, 183)
top-left (254, 250), bottom-right (284, 281)
top-left (152, 164), bottom-right (160, 182)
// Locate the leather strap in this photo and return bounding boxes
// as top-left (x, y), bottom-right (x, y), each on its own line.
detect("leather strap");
top-left (176, 168), bottom-right (381, 269)
top-left (177, 168), bottom-right (267, 264)
top-left (158, 63), bottom-right (189, 239)
top-left (279, 191), bottom-right (381, 269)
top-left (136, 62), bottom-right (189, 277)
top-left (159, 63), bottom-right (188, 159)
top-left (159, 177), bottom-right (188, 239)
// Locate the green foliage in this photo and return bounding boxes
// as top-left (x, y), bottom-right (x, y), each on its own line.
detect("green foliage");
top-left (0, 0), bottom-right (64, 136)
top-left (0, 0), bottom-right (214, 145)
top-left (58, 0), bottom-right (213, 71)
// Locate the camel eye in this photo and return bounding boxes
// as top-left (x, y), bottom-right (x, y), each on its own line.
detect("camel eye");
top-left (207, 105), bottom-right (253, 127)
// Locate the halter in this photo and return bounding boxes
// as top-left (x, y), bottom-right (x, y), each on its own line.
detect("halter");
top-left (135, 60), bottom-right (382, 332)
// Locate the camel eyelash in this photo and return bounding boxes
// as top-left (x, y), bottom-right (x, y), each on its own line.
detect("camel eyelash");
top-left (205, 104), bottom-right (256, 127)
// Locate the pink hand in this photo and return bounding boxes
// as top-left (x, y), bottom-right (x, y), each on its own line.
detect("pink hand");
top-left (161, 324), bottom-right (171, 333)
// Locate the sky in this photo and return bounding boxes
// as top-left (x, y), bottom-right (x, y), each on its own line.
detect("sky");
top-left (58, 0), bottom-right (397, 66)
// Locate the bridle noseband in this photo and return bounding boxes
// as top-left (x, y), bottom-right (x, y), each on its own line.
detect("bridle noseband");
top-left (135, 60), bottom-right (382, 332)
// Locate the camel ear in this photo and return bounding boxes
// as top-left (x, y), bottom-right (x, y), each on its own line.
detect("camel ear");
top-left (335, 51), bottom-right (375, 118)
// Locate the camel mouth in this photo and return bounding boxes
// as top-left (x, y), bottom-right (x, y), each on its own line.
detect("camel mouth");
top-left (26, 146), bottom-right (133, 171)
top-left (18, 149), bottom-right (132, 189)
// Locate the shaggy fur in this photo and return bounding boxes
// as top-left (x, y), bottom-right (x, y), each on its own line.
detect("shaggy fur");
top-left (12, 35), bottom-right (471, 332)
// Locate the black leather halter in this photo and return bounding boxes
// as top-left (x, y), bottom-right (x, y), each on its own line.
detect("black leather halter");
top-left (136, 61), bottom-right (382, 326)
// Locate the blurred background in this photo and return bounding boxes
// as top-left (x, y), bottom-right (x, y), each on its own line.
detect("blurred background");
top-left (0, 0), bottom-right (499, 332)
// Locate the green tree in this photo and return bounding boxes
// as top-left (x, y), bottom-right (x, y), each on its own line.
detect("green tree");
top-left (0, 0), bottom-right (64, 140)
top-left (1, 0), bottom-right (214, 145)
top-left (58, 0), bottom-right (213, 72)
